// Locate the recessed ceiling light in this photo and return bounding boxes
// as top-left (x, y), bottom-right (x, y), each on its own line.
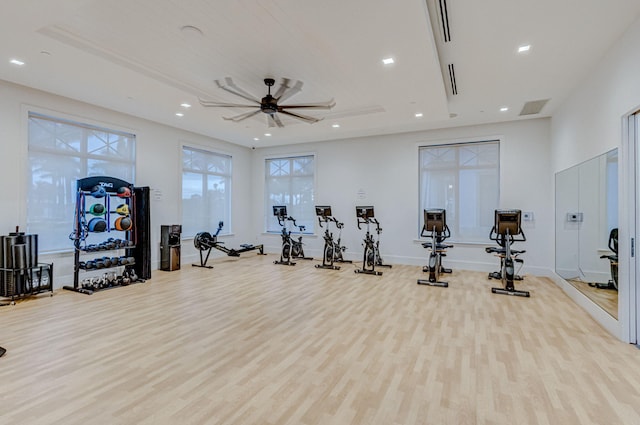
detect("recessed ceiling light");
top-left (253, 137), bottom-right (259, 141)
top-left (264, 133), bottom-right (272, 137)
top-left (518, 45), bottom-right (531, 53)
top-left (180, 103), bottom-right (191, 108)
top-left (9, 59), bottom-right (25, 66)
top-left (175, 112), bottom-right (184, 117)
top-left (382, 57), bottom-right (395, 65)
top-left (415, 113), bottom-right (423, 118)
top-left (332, 123), bottom-right (340, 128)
top-left (500, 107), bottom-right (509, 112)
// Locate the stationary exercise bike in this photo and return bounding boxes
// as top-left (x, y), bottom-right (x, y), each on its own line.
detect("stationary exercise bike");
top-left (486, 209), bottom-right (529, 297)
top-left (315, 205), bottom-right (352, 270)
top-left (590, 228), bottom-right (618, 290)
top-left (354, 206), bottom-right (391, 276)
top-left (273, 205), bottom-right (312, 266)
top-left (417, 209), bottom-right (453, 287)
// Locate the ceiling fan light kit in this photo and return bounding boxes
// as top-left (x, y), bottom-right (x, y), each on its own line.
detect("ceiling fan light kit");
top-left (199, 77), bottom-right (335, 128)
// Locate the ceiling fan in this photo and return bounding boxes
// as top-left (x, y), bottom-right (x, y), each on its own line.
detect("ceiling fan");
top-left (199, 77), bottom-right (335, 128)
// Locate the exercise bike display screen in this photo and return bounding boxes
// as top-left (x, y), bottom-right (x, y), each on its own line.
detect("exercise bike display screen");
top-left (356, 206), bottom-right (374, 219)
top-left (424, 209), bottom-right (446, 233)
top-left (273, 205), bottom-right (287, 218)
top-left (495, 209), bottom-right (521, 236)
top-left (315, 206), bottom-right (332, 217)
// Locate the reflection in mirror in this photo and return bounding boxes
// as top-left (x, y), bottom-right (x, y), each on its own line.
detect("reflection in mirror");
top-left (555, 149), bottom-right (618, 318)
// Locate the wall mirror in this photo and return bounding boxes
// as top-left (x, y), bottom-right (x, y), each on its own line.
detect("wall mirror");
top-left (555, 148), bottom-right (618, 318)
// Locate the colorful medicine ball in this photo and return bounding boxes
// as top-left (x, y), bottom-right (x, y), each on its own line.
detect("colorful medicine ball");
top-left (88, 203), bottom-right (105, 215)
top-left (87, 217), bottom-right (107, 232)
top-left (117, 186), bottom-right (132, 198)
top-left (114, 216), bottom-right (132, 231)
top-left (90, 185), bottom-right (107, 198)
top-left (115, 203), bottom-right (130, 216)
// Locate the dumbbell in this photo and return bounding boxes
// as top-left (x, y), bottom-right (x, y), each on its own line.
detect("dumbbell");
top-left (128, 269), bottom-right (138, 282)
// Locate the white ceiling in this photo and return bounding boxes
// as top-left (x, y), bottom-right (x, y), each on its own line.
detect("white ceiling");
top-left (1, 0), bottom-right (639, 148)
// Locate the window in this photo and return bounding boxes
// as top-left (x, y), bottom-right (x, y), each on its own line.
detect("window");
top-left (182, 146), bottom-right (232, 238)
top-left (419, 141), bottom-right (499, 243)
top-left (265, 155), bottom-right (315, 233)
top-left (27, 112), bottom-right (136, 252)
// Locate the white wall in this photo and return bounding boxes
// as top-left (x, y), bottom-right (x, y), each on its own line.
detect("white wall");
top-left (551, 17), bottom-right (640, 170)
top-left (251, 118), bottom-right (554, 275)
top-left (0, 79), bottom-right (253, 289)
top-left (551, 15), bottom-right (640, 340)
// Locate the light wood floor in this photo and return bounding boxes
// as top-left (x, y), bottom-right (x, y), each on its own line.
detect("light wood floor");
top-left (567, 278), bottom-right (618, 319)
top-left (1, 255), bottom-right (640, 425)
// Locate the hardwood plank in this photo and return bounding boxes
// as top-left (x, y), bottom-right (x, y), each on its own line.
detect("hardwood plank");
top-left (0, 254), bottom-right (639, 424)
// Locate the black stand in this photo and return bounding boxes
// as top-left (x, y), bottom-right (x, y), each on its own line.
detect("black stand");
top-left (66, 176), bottom-right (140, 295)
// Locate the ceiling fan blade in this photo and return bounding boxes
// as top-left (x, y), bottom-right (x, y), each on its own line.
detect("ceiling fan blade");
top-left (223, 109), bottom-right (262, 122)
top-left (214, 77), bottom-right (260, 104)
top-left (199, 98), bottom-right (257, 108)
top-left (279, 99), bottom-right (336, 110)
top-left (273, 78), bottom-right (291, 99)
top-left (267, 114), bottom-right (284, 128)
top-left (276, 80), bottom-right (304, 103)
top-left (279, 110), bottom-right (321, 124)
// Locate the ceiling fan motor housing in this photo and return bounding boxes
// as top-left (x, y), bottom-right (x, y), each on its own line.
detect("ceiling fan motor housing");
top-left (261, 95), bottom-right (278, 114)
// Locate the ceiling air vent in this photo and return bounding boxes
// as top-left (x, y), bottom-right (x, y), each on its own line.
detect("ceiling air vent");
top-left (437, 0), bottom-right (452, 42)
top-left (447, 63), bottom-right (458, 95)
top-left (519, 99), bottom-right (549, 116)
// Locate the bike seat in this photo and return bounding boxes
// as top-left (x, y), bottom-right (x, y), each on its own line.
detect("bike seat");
top-left (485, 247), bottom-right (504, 254)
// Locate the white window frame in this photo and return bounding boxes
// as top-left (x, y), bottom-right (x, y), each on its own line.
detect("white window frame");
top-left (27, 111), bottom-right (136, 253)
top-left (181, 145), bottom-right (232, 238)
top-left (264, 154), bottom-right (316, 234)
top-left (418, 140), bottom-right (500, 243)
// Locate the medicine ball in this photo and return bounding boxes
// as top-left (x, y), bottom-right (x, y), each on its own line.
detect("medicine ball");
top-left (90, 185), bottom-right (107, 198)
top-left (88, 217), bottom-right (107, 232)
top-left (115, 203), bottom-right (130, 216)
top-left (117, 186), bottom-right (132, 198)
top-left (114, 216), bottom-right (133, 231)
top-left (88, 203), bottom-right (105, 215)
